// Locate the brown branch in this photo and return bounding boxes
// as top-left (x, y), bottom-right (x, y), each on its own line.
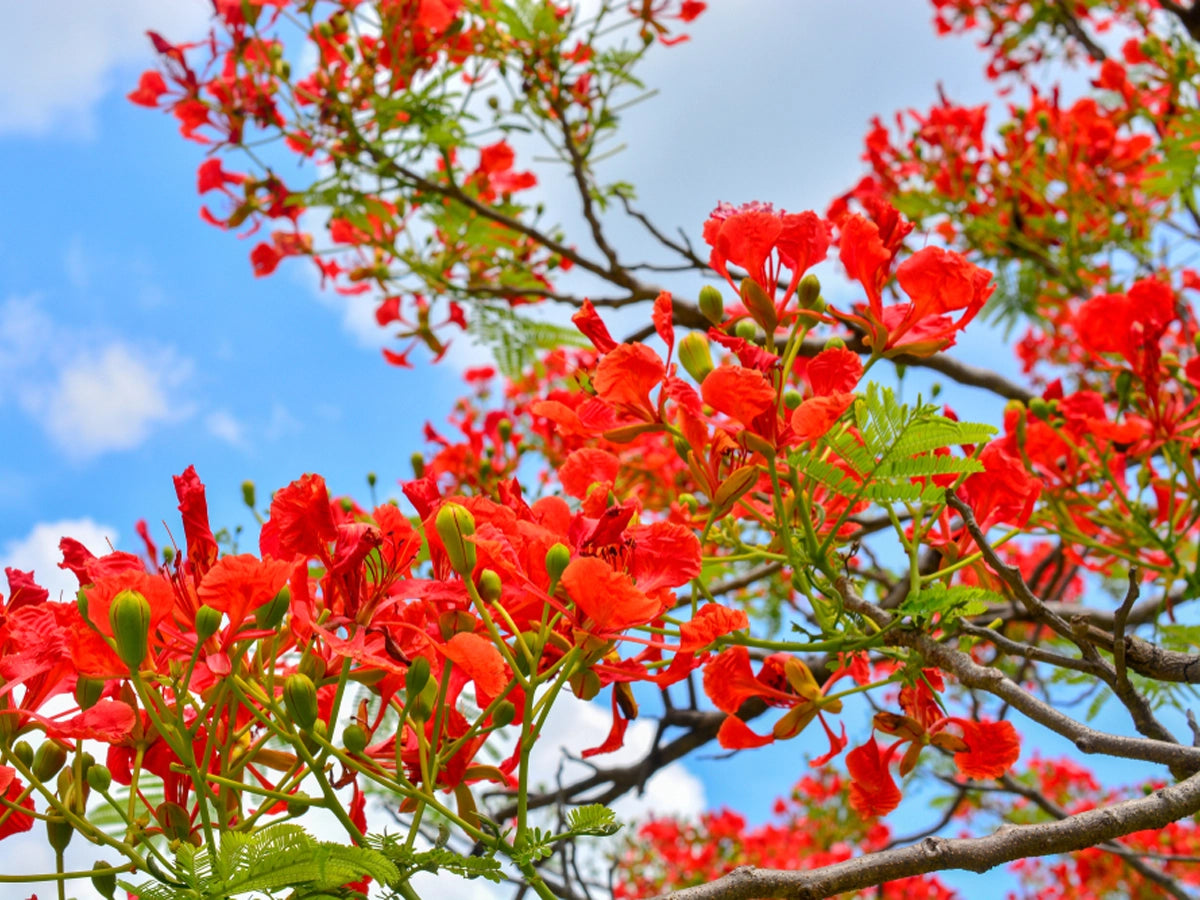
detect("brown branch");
top-left (993, 773), bottom-right (1193, 900)
top-left (648, 768), bottom-right (1200, 899)
top-left (838, 579), bottom-right (1200, 774)
top-left (798, 336), bottom-right (1034, 402)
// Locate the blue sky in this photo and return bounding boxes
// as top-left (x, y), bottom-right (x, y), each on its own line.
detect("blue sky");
top-left (0, 1), bottom-right (1102, 896)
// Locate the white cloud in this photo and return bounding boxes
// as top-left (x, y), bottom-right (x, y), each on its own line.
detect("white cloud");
top-left (0, 0), bottom-right (211, 137)
top-left (0, 518), bottom-right (117, 601)
top-left (20, 342), bottom-right (191, 460)
top-left (206, 408), bottom-right (248, 449)
top-left (0, 293), bottom-right (193, 460)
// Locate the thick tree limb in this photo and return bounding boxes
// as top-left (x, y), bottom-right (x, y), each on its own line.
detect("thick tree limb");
top-left (648, 769), bottom-right (1200, 899)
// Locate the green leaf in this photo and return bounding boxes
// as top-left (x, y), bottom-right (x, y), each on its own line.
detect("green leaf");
top-left (122, 823), bottom-right (399, 899)
top-left (566, 803), bottom-right (621, 837)
top-left (367, 834), bottom-right (505, 884)
top-left (900, 584), bottom-right (1001, 624)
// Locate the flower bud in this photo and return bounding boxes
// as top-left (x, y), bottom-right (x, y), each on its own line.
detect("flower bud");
top-left (1115, 370), bottom-right (1133, 406)
top-left (824, 336), bottom-right (846, 350)
top-left (46, 815), bottom-right (73, 853)
top-left (241, 480), bottom-right (256, 509)
top-left (568, 668), bottom-right (602, 702)
top-left (409, 679), bottom-right (438, 722)
top-left (255, 585), bottom-right (291, 630)
top-left (91, 861), bottom-right (118, 900)
top-left (109, 589), bottom-right (152, 670)
top-left (545, 543), bottom-right (571, 584)
top-left (75, 676), bottom-right (104, 711)
top-left (195, 605), bottom-right (223, 642)
top-left (411, 452), bottom-right (426, 478)
top-left (492, 701), bottom-right (516, 728)
top-left (405, 656), bottom-right (431, 701)
top-left (797, 273), bottom-right (822, 310)
top-left (156, 801), bottom-right (191, 842)
top-left (32, 741), bottom-right (68, 782)
top-left (343, 724), bottom-right (368, 755)
top-left (673, 436), bottom-right (690, 461)
top-left (497, 418), bottom-right (513, 442)
top-left (740, 277), bottom-right (777, 333)
top-left (1029, 398), bottom-right (1051, 420)
top-left (734, 318), bottom-right (758, 341)
top-left (300, 719), bottom-right (328, 754)
top-left (698, 285), bottom-right (724, 325)
top-left (783, 389), bottom-right (803, 410)
top-left (87, 764), bottom-right (112, 793)
top-left (677, 493), bottom-right (699, 513)
top-left (12, 740), bottom-right (33, 769)
top-left (678, 332), bottom-right (714, 383)
top-left (435, 503), bottom-right (477, 576)
top-left (477, 569), bottom-right (503, 604)
top-left (283, 674), bottom-right (319, 731)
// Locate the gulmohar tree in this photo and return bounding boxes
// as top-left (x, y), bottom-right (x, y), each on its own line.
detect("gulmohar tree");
top-left (2, 0), bottom-right (1200, 897)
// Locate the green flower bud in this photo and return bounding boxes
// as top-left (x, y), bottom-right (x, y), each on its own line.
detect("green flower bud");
top-left (673, 435), bottom-right (690, 461)
top-left (492, 700), bottom-right (516, 728)
top-left (12, 740), bottom-right (33, 769)
top-left (677, 493), bottom-right (699, 513)
top-left (497, 418), bottom-right (513, 442)
top-left (678, 332), bottom-right (715, 383)
top-left (109, 589), bottom-right (152, 670)
top-left (156, 801), bottom-right (191, 842)
top-left (1115, 369), bottom-right (1133, 406)
top-left (568, 668), bottom-right (602, 702)
top-left (255, 585), bottom-right (290, 630)
top-left (298, 653), bottom-right (326, 684)
top-left (283, 674), bottom-right (319, 731)
top-left (411, 452), bottom-right (426, 478)
top-left (366, 471), bottom-right (377, 489)
top-left (300, 719), bottom-right (328, 754)
top-left (735, 318), bottom-right (758, 340)
top-left (1029, 398), bottom-right (1051, 420)
top-left (409, 679), bottom-right (438, 722)
top-left (435, 503), bottom-right (477, 576)
top-left (75, 676), bottom-right (104, 711)
top-left (797, 273), bottom-right (822, 310)
top-left (698, 285), bottom-right (725, 325)
top-left (32, 740), bottom-right (68, 782)
top-left (46, 814), bottom-right (73, 853)
top-left (343, 724), bottom-right (368, 755)
top-left (477, 569), bottom-right (503, 604)
top-left (91, 861), bottom-right (118, 900)
top-left (194, 605), bottom-right (223, 642)
top-left (783, 389), bottom-right (803, 410)
top-left (405, 656), bottom-right (431, 701)
top-left (740, 277), bottom-right (777, 333)
top-left (241, 480), bottom-right (256, 509)
top-left (545, 543), bottom-right (571, 584)
top-left (87, 764), bottom-right (112, 793)
top-left (824, 336), bottom-right (846, 350)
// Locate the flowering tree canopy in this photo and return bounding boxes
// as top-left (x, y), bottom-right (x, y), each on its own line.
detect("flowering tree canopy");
top-left (5, 1), bottom-right (1200, 898)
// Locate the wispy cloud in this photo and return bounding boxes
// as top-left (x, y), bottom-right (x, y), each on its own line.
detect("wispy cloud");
top-left (0, 518), bottom-right (118, 601)
top-left (0, 1), bottom-right (210, 137)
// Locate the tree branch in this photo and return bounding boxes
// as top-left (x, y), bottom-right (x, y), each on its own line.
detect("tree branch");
top-left (648, 768), bottom-right (1200, 899)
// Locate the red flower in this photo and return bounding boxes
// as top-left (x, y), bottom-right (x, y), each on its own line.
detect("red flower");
top-left (846, 738), bottom-right (901, 818)
top-left (0, 766), bottom-right (35, 841)
top-left (174, 466), bottom-right (219, 576)
top-left (701, 366), bottom-right (777, 429)
top-left (127, 70), bottom-right (168, 107)
top-left (955, 719), bottom-right (1021, 779)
